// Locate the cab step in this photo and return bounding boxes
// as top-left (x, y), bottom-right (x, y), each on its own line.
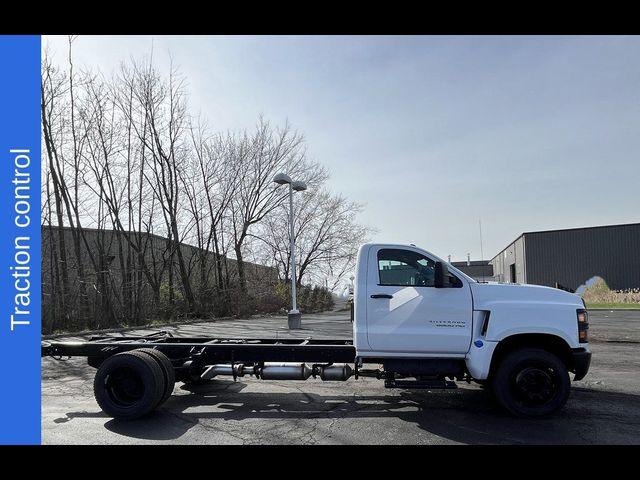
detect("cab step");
top-left (384, 379), bottom-right (457, 389)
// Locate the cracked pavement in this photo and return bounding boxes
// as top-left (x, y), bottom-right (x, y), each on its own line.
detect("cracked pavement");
top-left (42, 308), bottom-right (640, 444)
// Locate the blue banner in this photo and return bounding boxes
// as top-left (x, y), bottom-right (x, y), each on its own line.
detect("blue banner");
top-left (0, 35), bottom-right (41, 444)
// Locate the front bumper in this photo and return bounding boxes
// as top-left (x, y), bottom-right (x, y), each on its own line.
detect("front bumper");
top-left (571, 348), bottom-right (592, 381)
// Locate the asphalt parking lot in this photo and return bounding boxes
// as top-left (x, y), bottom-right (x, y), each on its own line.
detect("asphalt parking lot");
top-left (42, 308), bottom-right (640, 444)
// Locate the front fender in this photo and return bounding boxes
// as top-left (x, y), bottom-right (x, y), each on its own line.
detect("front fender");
top-left (482, 301), bottom-right (580, 349)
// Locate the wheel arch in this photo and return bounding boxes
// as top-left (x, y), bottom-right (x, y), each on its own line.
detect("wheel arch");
top-left (488, 333), bottom-right (573, 380)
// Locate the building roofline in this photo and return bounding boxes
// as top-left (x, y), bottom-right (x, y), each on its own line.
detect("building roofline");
top-left (41, 224), bottom-right (254, 266)
top-left (490, 221), bottom-right (640, 263)
top-left (522, 221), bottom-right (640, 237)
top-left (489, 232), bottom-right (524, 263)
top-left (451, 260), bottom-right (491, 267)
top-left (42, 225), bottom-right (278, 273)
top-left (42, 224), bottom-right (183, 249)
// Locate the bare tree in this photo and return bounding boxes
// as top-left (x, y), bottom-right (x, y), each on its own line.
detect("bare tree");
top-left (41, 40), bottom-right (372, 331)
top-left (109, 60), bottom-right (168, 315)
top-left (115, 58), bottom-right (197, 312)
top-left (180, 122), bottom-right (240, 308)
top-left (229, 118), bottom-right (327, 294)
top-left (41, 38), bottom-right (98, 328)
top-left (41, 50), bottom-right (71, 331)
top-left (260, 187), bottom-right (370, 291)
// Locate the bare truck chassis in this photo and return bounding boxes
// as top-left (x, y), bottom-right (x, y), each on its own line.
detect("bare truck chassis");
top-left (42, 332), bottom-right (427, 420)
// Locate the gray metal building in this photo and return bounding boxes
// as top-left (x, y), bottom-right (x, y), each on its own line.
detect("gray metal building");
top-left (451, 261), bottom-right (494, 282)
top-left (490, 222), bottom-right (640, 291)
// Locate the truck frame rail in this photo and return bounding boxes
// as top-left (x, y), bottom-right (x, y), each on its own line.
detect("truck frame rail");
top-left (42, 331), bottom-right (357, 364)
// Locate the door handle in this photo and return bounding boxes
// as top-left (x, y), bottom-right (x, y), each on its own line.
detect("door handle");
top-left (370, 294), bottom-right (393, 299)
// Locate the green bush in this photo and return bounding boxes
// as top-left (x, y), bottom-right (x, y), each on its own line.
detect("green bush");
top-left (158, 280), bottom-right (185, 320)
top-left (268, 282), bottom-right (334, 313)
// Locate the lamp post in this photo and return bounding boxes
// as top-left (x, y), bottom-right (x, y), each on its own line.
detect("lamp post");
top-left (273, 173), bottom-right (307, 329)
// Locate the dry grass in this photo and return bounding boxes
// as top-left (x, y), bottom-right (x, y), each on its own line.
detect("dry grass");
top-left (581, 278), bottom-right (640, 306)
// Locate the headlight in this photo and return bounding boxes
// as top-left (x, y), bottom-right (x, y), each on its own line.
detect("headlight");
top-left (577, 308), bottom-right (589, 343)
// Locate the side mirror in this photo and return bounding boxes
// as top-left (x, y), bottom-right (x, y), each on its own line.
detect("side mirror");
top-left (435, 261), bottom-right (462, 288)
top-left (434, 261), bottom-right (449, 288)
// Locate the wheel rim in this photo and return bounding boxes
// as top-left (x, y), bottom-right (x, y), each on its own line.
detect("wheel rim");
top-left (511, 364), bottom-right (558, 406)
top-left (105, 367), bottom-right (145, 407)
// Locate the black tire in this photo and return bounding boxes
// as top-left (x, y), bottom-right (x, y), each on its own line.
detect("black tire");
top-left (134, 348), bottom-right (176, 406)
top-left (93, 350), bottom-right (165, 420)
top-left (492, 348), bottom-right (570, 417)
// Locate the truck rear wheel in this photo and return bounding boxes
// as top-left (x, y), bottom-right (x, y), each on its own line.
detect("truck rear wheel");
top-left (93, 350), bottom-right (165, 420)
top-left (134, 348), bottom-right (176, 405)
top-left (492, 348), bottom-right (570, 417)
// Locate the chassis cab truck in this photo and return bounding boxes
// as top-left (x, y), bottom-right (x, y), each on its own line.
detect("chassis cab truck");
top-left (42, 243), bottom-right (591, 419)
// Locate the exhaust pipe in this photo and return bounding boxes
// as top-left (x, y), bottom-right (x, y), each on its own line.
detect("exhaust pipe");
top-left (319, 363), bottom-right (353, 381)
top-left (261, 363), bottom-right (312, 380)
top-left (199, 362), bottom-right (354, 381)
top-left (200, 364), bottom-right (248, 380)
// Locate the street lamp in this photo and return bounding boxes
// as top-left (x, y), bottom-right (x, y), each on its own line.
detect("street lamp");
top-left (273, 172), bottom-right (307, 329)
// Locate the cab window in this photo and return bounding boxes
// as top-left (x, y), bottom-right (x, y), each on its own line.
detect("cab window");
top-left (377, 248), bottom-right (436, 287)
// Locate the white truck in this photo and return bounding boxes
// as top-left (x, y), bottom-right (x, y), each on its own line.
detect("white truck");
top-left (42, 243), bottom-right (591, 419)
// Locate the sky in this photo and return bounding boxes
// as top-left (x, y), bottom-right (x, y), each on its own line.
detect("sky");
top-left (42, 35), bottom-right (640, 262)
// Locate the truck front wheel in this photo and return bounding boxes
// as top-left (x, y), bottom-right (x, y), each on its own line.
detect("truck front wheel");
top-left (492, 348), bottom-right (570, 417)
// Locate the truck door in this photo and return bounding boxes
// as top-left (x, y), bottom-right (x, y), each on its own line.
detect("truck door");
top-left (366, 246), bottom-right (473, 355)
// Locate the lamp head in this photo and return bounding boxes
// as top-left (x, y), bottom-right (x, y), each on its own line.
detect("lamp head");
top-left (273, 173), bottom-right (292, 185)
top-left (292, 181), bottom-right (307, 192)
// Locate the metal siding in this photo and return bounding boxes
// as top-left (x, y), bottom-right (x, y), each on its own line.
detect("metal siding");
top-left (489, 236), bottom-right (523, 284)
top-left (451, 262), bottom-right (494, 281)
top-left (515, 236), bottom-right (526, 283)
top-left (490, 255), bottom-right (501, 282)
top-left (522, 235), bottom-right (527, 283)
top-left (524, 224), bottom-right (640, 290)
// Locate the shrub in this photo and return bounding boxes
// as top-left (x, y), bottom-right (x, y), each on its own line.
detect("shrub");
top-left (158, 281), bottom-right (186, 320)
top-left (580, 278), bottom-right (640, 305)
top-left (270, 282), bottom-right (335, 313)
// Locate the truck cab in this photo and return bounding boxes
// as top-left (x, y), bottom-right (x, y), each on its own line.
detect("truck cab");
top-left (353, 243), bottom-right (591, 416)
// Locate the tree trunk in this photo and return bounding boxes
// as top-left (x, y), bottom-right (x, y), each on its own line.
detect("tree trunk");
top-left (212, 226), bottom-right (225, 291)
top-left (41, 101), bottom-right (70, 321)
top-left (171, 223), bottom-right (196, 312)
top-left (235, 244), bottom-right (247, 295)
top-left (70, 231), bottom-right (91, 328)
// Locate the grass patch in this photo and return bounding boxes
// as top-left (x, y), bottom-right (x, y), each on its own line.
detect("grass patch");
top-left (586, 303), bottom-right (640, 310)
